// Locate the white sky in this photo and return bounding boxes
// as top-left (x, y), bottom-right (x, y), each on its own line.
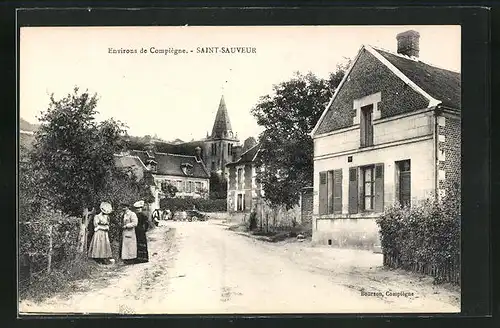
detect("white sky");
top-left (20, 25), bottom-right (460, 142)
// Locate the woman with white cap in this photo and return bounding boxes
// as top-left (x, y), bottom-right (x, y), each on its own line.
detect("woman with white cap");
top-left (88, 202), bottom-right (113, 264)
top-left (133, 200), bottom-right (149, 263)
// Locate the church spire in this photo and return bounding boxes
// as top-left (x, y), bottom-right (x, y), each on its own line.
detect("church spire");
top-left (211, 95), bottom-right (234, 139)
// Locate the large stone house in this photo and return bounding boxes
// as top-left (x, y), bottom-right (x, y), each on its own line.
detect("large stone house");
top-left (309, 30), bottom-right (461, 249)
top-left (114, 142), bottom-right (210, 210)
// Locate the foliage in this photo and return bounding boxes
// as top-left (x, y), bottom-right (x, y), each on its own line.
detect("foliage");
top-left (376, 185), bottom-right (461, 284)
top-left (251, 62), bottom-right (349, 209)
top-left (29, 87), bottom-right (153, 216)
top-left (209, 172), bottom-right (227, 200)
top-left (19, 87), bottom-right (155, 294)
top-left (160, 197), bottom-right (226, 214)
top-left (248, 211), bottom-right (258, 231)
top-left (161, 182), bottom-right (179, 198)
top-left (242, 136), bottom-right (257, 152)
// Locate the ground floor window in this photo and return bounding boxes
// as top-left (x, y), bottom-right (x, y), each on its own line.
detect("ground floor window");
top-left (237, 194), bottom-right (245, 211)
top-left (362, 165), bottom-right (374, 211)
top-left (396, 159), bottom-right (411, 207)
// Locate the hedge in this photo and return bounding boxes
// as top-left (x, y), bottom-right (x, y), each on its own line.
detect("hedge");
top-left (160, 197), bottom-right (227, 213)
top-left (376, 186), bottom-right (461, 285)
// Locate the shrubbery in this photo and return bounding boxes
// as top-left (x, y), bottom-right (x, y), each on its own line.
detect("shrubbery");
top-left (376, 185), bottom-right (461, 284)
top-left (160, 197), bottom-right (226, 213)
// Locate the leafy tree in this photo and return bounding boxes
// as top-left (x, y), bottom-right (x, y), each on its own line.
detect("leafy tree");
top-left (251, 61), bottom-right (349, 209)
top-left (209, 171), bottom-right (227, 200)
top-left (161, 182), bottom-right (179, 198)
top-left (30, 87), bottom-right (151, 216)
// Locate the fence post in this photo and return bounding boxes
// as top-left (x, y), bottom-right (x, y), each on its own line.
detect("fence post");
top-left (78, 208), bottom-right (91, 254)
top-left (47, 225), bottom-right (53, 274)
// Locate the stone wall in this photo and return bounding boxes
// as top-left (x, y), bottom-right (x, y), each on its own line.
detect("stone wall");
top-left (312, 217), bottom-right (381, 250)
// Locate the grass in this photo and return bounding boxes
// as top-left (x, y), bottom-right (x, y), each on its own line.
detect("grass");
top-left (19, 254), bottom-right (123, 303)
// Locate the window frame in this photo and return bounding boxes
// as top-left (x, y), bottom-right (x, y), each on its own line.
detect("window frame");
top-left (361, 165), bottom-right (375, 211)
top-left (360, 104), bottom-right (374, 148)
top-left (396, 159), bottom-right (411, 207)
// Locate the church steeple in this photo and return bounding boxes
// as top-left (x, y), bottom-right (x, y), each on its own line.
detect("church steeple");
top-left (211, 95), bottom-right (234, 139)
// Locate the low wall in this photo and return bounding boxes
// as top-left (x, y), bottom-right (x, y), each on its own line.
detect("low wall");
top-left (312, 217), bottom-right (381, 250)
top-left (205, 212), bottom-right (228, 220)
top-left (226, 212), bottom-right (249, 225)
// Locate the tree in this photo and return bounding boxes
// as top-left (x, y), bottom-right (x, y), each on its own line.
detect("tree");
top-left (251, 61), bottom-right (349, 209)
top-left (209, 172), bottom-right (227, 200)
top-left (30, 87), bottom-right (151, 216)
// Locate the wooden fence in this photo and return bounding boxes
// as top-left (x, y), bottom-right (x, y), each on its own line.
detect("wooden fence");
top-left (383, 253), bottom-right (460, 285)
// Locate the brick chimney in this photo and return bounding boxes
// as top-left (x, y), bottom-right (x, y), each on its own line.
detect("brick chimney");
top-left (396, 30), bottom-right (420, 58)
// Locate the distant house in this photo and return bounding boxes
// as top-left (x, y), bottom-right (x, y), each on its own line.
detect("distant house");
top-left (114, 142), bottom-right (210, 210)
top-left (310, 30), bottom-right (461, 249)
top-left (226, 143), bottom-right (261, 213)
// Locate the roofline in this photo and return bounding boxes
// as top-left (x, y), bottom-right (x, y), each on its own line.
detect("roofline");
top-left (310, 44), bottom-right (444, 138)
top-left (225, 143), bottom-right (261, 166)
top-left (113, 153), bottom-right (148, 169)
top-left (365, 45), bottom-right (441, 107)
top-left (310, 45), bottom-right (365, 138)
top-left (370, 45), bottom-right (461, 75)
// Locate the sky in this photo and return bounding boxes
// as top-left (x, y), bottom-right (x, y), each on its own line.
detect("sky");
top-left (20, 25), bottom-right (460, 142)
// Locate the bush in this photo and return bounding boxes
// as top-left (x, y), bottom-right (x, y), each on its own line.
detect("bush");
top-left (376, 186), bottom-right (461, 284)
top-left (160, 197), bottom-right (226, 213)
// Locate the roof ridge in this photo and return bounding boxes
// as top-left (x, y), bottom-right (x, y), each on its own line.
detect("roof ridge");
top-left (370, 45), bottom-right (460, 74)
top-left (154, 151), bottom-right (197, 159)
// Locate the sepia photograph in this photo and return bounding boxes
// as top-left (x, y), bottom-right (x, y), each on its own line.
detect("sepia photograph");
top-left (18, 24), bottom-right (461, 315)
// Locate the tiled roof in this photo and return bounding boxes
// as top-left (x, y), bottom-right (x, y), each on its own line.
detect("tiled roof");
top-left (129, 150), bottom-right (209, 179)
top-left (373, 48), bottom-right (461, 109)
top-left (114, 155), bottom-right (146, 181)
top-left (211, 95), bottom-right (233, 138)
top-left (227, 143), bottom-right (261, 166)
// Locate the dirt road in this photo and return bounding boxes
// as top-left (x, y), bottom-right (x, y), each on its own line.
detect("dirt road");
top-left (19, 220), bottom-right (460, 314)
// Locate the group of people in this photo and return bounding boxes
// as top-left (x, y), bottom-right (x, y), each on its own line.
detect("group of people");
top-left (87, 200), bottom-right (150, 265)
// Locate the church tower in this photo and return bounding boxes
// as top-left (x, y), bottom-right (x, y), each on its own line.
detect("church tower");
top-left (204, 95), bottom-right (240, 174)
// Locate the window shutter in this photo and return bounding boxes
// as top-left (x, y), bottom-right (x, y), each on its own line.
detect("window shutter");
top-left (360, 113), bottom-right (366, 147)
top-left (327, 171), bottom-right (334, 214)
top-left (348, 167), bottom-right (358, 214)
top-left (319, 171), bottom-right (328, 215)
top-left (374, 163), bottom-right (384, 212)
top-left (333, 169), bottom-right (343, 214)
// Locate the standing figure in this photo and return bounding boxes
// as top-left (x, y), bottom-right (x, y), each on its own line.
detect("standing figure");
top-left (121, 202), bottom-right (138, 264)
top-left (133, 200), bottom-right (149, 263)
top-left (88, 202), bottom-right (113, 264)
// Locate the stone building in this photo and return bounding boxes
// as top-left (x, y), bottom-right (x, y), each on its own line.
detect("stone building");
top-left (114, 142), bottom-right (210, 210)
top-left (310, 30), bottom-right (461, 249)
top-left (203, 95), bottom-right (241, 175)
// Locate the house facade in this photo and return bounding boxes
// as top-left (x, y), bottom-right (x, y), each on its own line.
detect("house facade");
top-left (114, 142), bottom-right (210, 210)
top-left (310, 30), bottom-right (461, 249)
top-left (226, 143), bottom-right (261, 213)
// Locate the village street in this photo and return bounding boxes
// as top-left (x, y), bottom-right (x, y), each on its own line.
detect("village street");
top-left (19, 219), bottom-right (460, 315)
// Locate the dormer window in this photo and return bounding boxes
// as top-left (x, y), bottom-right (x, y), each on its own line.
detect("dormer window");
top-left (181, 163), bottom-right (194, 176)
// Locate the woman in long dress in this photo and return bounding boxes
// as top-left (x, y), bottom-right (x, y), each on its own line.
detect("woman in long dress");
top-left (133, 200), bottom-right (149, 263)
top-left (121, 203), bottom-right (138, 264)
top-left (88, 202), bottom-right (113, 264)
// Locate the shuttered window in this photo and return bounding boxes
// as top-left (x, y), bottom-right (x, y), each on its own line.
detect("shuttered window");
top-left (319, 171), bottom-right (328, 215)
top-left (348, 167), bottom-right (358, 214)
top-left (319, 170), bottom-right (343, 215)
top-left (360, 104), bottom-right (374, 147)
top-left (397, 160), bottom-right (411, 207)
top-left (352, 163), bottom-right (384, 213)
top-left (362, 166), bottom-right (375, 211)
top-left (333, 169), bottom-right (343, 214)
